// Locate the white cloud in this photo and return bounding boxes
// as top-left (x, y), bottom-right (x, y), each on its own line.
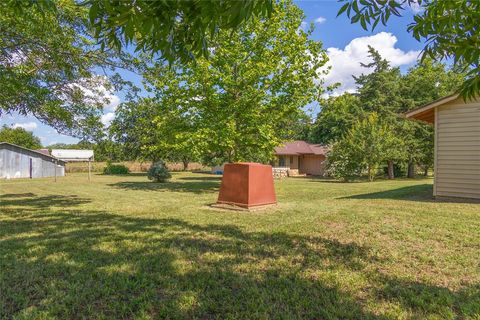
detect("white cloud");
top-left (105, 92), bottom-right (120, 111)
top-left (69, 76), bottom-right (121, 111)
top-left (323, 32), bottom-right (420, 95)
top-left (13, 122), bottom-right (37, 130)
top-left (101, 112), bottom-right (115, 126)
top-left (314, 17), bottom-right (326, 24)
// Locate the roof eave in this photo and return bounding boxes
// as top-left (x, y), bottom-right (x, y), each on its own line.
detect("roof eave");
top-left (405, 93), bottom-right (459, 123)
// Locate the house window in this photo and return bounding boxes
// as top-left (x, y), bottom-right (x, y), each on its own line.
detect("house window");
top-left (290, 156), bottom-right (294, 166)
top-left (279, 156), bottom-right (286, 167)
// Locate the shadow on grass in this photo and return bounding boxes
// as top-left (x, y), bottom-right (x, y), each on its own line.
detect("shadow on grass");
top-left (309, 177), bottom-right (434, 184)
top-left (340, 184), bottom-right (433, 201)
top-left (178, 176), bottom-right (222, 181)
top-left (107, 180), bottom-right (220, 194)
top-left (341, 184), bottom-right (480, 203)
top-left (1, 195), bottom-right (478, 319)
top-left (0, 193), bottom-right (91, 208)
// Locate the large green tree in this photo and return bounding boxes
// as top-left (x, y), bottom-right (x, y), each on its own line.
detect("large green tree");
top-left (311, 93), bottom-right (364, 144)
top-left (354, 46), bottom-right (404, 115)
top-left (141, 1), bottom-right (328, 164)
top-left (400, 59), bottom-right (463, 176)
top-left (338, 0), bottom-right (480, 99)
top-left (110, 99), bottom-right (161, 163)
top-left (1, 0), bottom-right (128, 139)
top-left (327, 113), bottom-right (400, 181)
top-left (0, 125), bottom-right (42, 149)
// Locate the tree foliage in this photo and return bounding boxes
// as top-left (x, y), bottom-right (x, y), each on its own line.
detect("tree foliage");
top-left (8, 0), bottom-right (273, 64)
top-left (311, 93), bottom-right (364, 144)
top-left (86, 0), bottom-right (273, 63)
top-left (353, 46), bottom-right (404, 115)
top-left (135, 1), bottom-right (328, 165)
top-left (338, 0), bottom-right (480, 100)
top-left (0, 125), bottom-right (42, 149)
top-left (0, 0), bottom-right (129, 139)
top-left (109, 99), bottom-right (161, 162)
top-left (327, 113), bottom-right (400, 181)
top-left (315, 49), bottom-right (463, 180)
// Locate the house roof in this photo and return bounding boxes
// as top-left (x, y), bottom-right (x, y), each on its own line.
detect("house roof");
top-left (274, 140), bottom-right (328, 156)
top-left (0, 142), bottom-right (66, 164)
top-left (405, 94), bottom-right (459, 124)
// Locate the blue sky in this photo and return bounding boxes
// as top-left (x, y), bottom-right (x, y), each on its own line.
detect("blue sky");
top-left (1, 0), bottom-right (425, 146)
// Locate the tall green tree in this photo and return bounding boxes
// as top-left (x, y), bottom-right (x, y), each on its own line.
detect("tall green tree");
top-left (142, 1), bottom-right (328, 164)
top-left (400, 59), bottom-right (463, 177)
top-left (351, 47), bottom-right (405, 178)
top-left (318, 50), bottom-right (462, 180)
top-left (279, 111), bottom-right (314, 143)
top-left (0, 125), bottom-right (42, 149)
top-left (338, 0), bottom-right (480, 100)
top-left (401, 59), bottom-right (464, 111)
top-left (110, 99), bottom-right (162, 163)
top-left (327, 113), bottom-right (400, 181)
top-left (311, 93), bottom-right (364, 144)
top-left (354, 46), bottom-right (404, 115)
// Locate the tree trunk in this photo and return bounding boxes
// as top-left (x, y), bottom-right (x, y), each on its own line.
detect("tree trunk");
top-left (182, 159), bottom-right (189, 171)
top-left (423, 166), bottom-right (429, 177)
top-left (387, 161), bottom-right (394, 180)
top-left (407, 161), bottom-right (415, 178)
top-left (368, 165), bottom-right (373, 182)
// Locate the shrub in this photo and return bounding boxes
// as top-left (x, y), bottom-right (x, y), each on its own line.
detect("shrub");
top-left (103, 163), bottom-right (130, 175)
top-left (148, 161), bottom-right (171, 182)
top-left (326, 149), bottom-right (363, 182)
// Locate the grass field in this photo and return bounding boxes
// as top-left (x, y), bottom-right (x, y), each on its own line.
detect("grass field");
top-left (1, 172), bottom-right (479, 319)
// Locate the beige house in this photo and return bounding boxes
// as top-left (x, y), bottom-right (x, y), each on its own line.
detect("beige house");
top-left (274, 141), bottom-right (328, 176)
top-left (406, 94), bottom-right (480, 200)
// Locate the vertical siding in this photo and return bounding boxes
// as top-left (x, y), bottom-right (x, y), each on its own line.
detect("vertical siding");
top-left (299, 155), bottom-right (326, 176)
top-left (290, 156), bottom-right (299, 169)
top-left (0, 147), bottom-right (31, 178)
top-left (436, 98), bottom-right (480, 199)
top-left (0, 146), bottom-right (65, 179)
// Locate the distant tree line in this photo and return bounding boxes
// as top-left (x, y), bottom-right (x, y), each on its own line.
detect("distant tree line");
top-left (0, 125), bottom-right (42, 150)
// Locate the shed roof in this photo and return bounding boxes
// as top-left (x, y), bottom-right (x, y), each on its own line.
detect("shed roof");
top-left (405, 94), bottom-right (459, 123)
top-left (51, 149), bottom-right (94, 162)
top-left (274, 140), bottom-right (328, 156)
top-left (36, 148), bottom-right (51, 156)
top-left (0, 142), bottom-right (66, 165)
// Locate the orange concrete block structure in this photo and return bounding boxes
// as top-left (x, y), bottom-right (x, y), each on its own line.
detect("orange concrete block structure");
top-left (217, 163), bottom-right (277, 209)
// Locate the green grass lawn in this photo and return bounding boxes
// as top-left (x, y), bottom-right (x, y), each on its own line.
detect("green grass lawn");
top-left (1, 172), bottom-right (479, 319)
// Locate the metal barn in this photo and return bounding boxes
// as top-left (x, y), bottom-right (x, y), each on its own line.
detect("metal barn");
top-left (0, 142), bottom-right (65, 179)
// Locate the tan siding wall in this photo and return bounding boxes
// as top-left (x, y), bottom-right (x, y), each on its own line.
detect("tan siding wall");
top-left (299, 155), bottom-right (326, 176)
top-left (436, 98), bottom-right (480, 199)
top-left (290, 156), bottom-right (299, 169)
